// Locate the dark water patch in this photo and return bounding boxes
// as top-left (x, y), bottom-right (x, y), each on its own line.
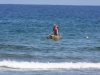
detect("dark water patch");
top-left (14, 29), bottom-right (25, 33)
top-left (86, 46), bottom-right (100, 51)
top-left (0, 21), bottom-right (12, 24)
top-left (95, 47), bottom-right (100, 50)
top-left (0, 53), bottom-right (42, 61)
top-left (90, 46), bottom-right (100, 51)
top-left (0, 44), bottom-right (40, 51)
top-left (0, 53), bottom-right (34, 59)
top-left (0, 44), bottom-right (27, 49)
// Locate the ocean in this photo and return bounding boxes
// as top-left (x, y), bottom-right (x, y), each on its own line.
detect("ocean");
top-left (0, 4), bottom-right (100, 75)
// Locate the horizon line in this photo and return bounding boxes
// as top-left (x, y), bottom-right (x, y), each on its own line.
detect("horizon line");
top-left (0, 3), bottom-right (100, 6)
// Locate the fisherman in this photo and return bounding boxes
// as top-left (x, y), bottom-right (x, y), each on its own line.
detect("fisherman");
top-left (53, 24), bottom-right (59, 35)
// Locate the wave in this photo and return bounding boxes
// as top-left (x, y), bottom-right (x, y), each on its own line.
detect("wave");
top-left (0, 60), bottom-right (100, 70)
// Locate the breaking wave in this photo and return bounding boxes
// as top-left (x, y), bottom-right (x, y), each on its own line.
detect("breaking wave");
top-left (0, 60), bottom-right (100, 70)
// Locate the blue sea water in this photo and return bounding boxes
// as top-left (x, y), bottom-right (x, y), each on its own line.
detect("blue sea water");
top-left (0, 4), bottom-right (100, 75)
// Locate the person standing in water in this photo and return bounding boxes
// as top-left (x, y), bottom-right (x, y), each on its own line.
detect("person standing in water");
top-left (53, 24), bottom-right (59, 35)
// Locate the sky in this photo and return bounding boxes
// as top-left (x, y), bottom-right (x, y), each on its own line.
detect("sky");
top-left (0, 0), bottom-right (100, 6)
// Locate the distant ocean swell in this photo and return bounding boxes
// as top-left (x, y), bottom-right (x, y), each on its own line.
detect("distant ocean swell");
top-left (0, 60), bottom-right (100, 70)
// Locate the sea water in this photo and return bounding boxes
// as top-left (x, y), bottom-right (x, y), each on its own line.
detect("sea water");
top-left (0, 4), bottom-right (100, 75)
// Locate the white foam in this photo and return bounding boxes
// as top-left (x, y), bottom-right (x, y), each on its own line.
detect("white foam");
top-left (0, 60), bottom-right (100, 70)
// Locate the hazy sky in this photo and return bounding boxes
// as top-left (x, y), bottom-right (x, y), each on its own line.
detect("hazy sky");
top-left (0, 0), bottom-right (100, 6)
